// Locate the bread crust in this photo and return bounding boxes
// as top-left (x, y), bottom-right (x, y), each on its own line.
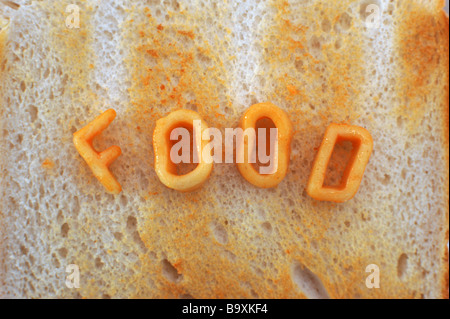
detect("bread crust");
top-left (442, 9), bottom-right (449, 300)
top-left (397, 5), bottom-right (449, 299)
top-left (437, 9), bottom-right (448, 300)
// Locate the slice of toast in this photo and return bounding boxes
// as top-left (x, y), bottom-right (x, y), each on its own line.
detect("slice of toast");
top-left (0, 0), bottom-right (448, 298)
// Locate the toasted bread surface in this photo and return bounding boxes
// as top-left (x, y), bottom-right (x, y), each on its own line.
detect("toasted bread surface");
top-left (0, 0), bottom-right (448, 298)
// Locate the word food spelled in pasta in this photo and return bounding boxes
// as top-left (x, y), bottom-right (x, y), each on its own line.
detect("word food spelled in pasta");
top-left (73, 104), bottom-right (373, 202)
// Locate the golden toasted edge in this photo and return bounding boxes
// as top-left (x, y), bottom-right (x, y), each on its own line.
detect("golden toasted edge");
top-left (0, 14), bottom-right (9, 295)
top-left (439, 8), bottom-right (449, 300)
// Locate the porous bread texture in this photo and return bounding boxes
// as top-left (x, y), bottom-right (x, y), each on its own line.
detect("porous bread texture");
top-left (0, 0), bottom-right (448, 299)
